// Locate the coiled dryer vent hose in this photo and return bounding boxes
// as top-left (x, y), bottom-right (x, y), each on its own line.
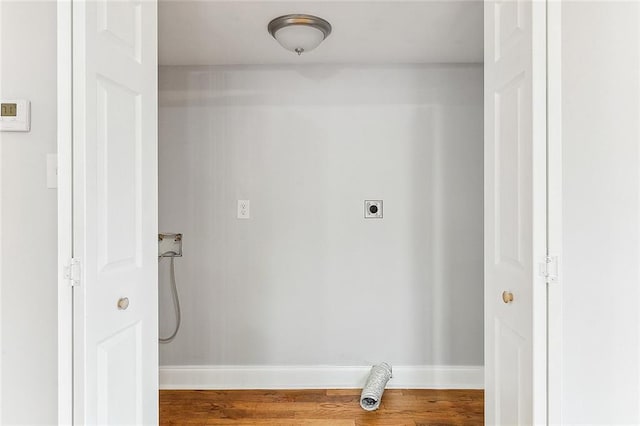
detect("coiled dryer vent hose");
top-left (360, 362), bottom-right (392, 411)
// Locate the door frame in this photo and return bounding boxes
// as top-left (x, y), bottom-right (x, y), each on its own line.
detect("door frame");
top-left (57, 0), bottom-right (73, 425)
top-left (546, 1), bottom-right (563, 424)
top-left (55, 1), bottom-right (555, 425)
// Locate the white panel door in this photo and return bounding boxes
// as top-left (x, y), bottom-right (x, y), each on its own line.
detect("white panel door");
top-left (484, 0), bottom-right (547, 424)
top-left (72, 0), bottom-right (157, 424)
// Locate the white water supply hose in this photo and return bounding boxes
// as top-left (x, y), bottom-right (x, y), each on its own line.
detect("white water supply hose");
top-left (159, 252), bottom-right (181, 343)
top-left (360, 362), bottom-right (393, 411)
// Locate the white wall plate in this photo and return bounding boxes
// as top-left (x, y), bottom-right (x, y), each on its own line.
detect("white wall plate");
top-left (159, 233), bottom-right (183, 257)
top-left (365, 200), bottom-right (383, 218)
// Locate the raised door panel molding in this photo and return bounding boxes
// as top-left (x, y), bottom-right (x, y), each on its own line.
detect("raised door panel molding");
top-left (493, 318), bottom-right (526, 425)
top-left (97, 0), bottom-right (142, 63)
top-left (493, 0), bottom-right (525, 63)
top-left (97, 322), bottom-right (143, 425)
top-left (493, 72), bottom-right (526, 270)
top-left (96, 75), bottom-right (142, 273)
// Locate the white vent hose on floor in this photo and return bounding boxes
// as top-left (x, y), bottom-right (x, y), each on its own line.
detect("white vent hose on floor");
top-left (360, 362), bottom-right (393, 411)
top-left (159, 252), bottom-right (181, 344)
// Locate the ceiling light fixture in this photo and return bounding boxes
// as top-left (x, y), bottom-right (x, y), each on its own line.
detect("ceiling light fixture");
top-left (268, 14), bottom-right (332, 56)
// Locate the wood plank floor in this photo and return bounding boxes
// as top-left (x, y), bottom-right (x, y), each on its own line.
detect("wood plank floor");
top-left (160, 389), bottom-right (484, 425)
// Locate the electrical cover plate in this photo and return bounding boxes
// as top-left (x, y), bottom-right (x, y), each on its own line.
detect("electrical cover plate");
top-left (365, 200), bottom-right (383, 218)
top-left (159, 233), bottom-right (182, 257)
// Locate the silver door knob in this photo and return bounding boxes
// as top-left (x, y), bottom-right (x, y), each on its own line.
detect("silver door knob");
top-left (117, 297), bottom-right (130, 310)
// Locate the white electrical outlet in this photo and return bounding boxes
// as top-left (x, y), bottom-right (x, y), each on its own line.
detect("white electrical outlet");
top-left (237, 200), bottom-right (250, 219)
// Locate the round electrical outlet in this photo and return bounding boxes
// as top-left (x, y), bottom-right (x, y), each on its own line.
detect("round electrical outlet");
top-left (364, 200), bottom-right (383, 218)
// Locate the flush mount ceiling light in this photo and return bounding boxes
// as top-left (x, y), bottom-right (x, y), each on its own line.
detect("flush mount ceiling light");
top-left (268, 14), bottom-right (332, 56)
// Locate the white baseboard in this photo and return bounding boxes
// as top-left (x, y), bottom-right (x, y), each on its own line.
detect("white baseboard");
top-left (159, 365), bottom-right (484, 390)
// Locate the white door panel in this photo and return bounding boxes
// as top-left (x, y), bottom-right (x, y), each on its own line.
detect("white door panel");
top-left (485, 0), bottom-right (547, 424)
top-left (73, 0), bottom-right (157, 424)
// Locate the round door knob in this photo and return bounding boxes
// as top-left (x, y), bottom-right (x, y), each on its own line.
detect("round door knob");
top-left (117, 297), bottom-right (130, 310)
top-left (502, 291), bottom-right (514, 304)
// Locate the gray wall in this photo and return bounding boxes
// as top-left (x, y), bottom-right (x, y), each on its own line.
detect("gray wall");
top-left (158, 64), bottom-right (484, 368)
top-left (0, 1), bottom-right (58, 424)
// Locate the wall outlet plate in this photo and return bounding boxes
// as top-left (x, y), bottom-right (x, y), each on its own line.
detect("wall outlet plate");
top-left (159, 233), bottom-right (183, 257)
top-left (237, 200), bottom-right (250, 219)
top-left (365, 200), bottom-right (383, 218)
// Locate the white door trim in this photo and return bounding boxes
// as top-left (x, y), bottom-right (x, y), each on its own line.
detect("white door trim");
top-left (546, 0), bottom-right (562, 424)
top-left (532, 1), bottom-right (550, 423)
top-left (57, 1), bottom-right (73, 424)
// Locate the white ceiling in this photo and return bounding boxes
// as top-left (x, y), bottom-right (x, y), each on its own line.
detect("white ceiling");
top-left (158, 1), bottom-right (484, 66)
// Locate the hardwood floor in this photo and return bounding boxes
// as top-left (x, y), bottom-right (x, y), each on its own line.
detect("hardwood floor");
top-left (160, 389), bottom-right (484, 425)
